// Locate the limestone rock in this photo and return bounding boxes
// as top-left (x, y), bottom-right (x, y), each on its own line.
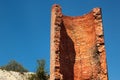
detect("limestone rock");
top-left (0, 69), bottom-right (34, 80)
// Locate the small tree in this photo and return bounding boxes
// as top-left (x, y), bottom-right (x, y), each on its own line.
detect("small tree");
top-left (28, 59), bottom-right (49, 80)
top-left (0, 60), bottom-right (28, 72)
top-left (36, 59), bottom-right (48, 80)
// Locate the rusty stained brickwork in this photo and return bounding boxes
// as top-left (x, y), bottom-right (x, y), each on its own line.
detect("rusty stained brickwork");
top-left (50, 4), bottom-right (108, 80)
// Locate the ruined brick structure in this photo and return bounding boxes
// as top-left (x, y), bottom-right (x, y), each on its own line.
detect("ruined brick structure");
top-left (50, 4), bottom-right (108, 80)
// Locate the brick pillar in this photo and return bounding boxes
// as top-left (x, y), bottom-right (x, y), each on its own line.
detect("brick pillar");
top-left (93, 8), bottom-right (108, 80)
top-left (50, 4), bottom-right (63, 80)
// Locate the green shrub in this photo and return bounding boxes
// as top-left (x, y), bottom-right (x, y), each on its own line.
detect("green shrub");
top-left (28, 74), bottom-right (39, 80)
top-left (0, 60), bottom-right (28, 72)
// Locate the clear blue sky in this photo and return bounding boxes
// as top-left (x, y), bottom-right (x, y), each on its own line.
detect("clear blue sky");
top-left (0, 0), bottom-right (119, 79)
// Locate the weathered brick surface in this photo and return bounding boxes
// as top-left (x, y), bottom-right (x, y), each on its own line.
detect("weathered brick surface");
top-left (50, 4), bottom-right (108, 80)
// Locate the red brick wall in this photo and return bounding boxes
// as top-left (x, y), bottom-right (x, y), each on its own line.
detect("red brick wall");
top-left (50, 4), bottom-right (108, 80)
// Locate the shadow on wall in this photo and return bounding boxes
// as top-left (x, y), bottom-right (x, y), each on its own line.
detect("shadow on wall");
top-left (59, 22), bottom-right (76, 80)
